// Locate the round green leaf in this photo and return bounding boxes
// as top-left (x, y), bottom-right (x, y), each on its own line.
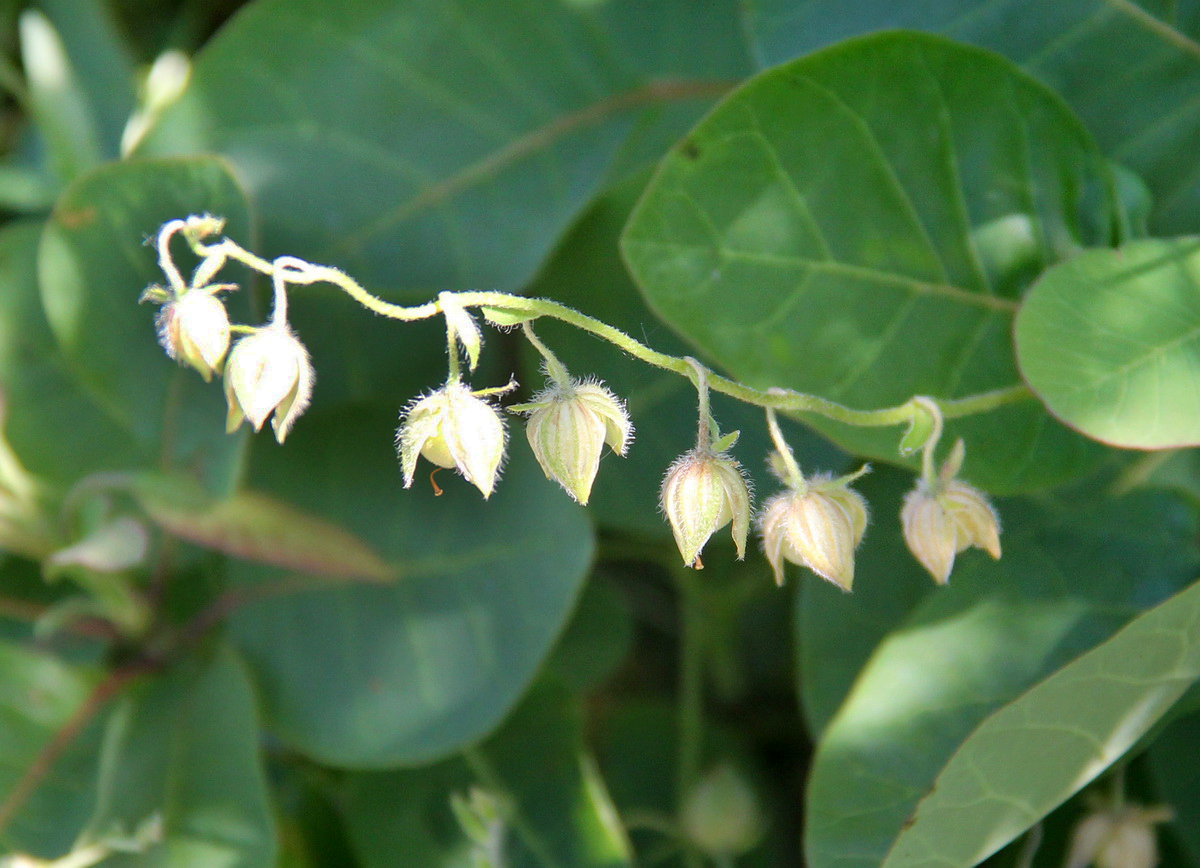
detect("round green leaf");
top-left (228, 404), bottom-right (595, 767)
top-left (37, 157), bottom-right (253, 493)
top-left (622, 31), bottom-right (1121, 492)
top-left (1016, 238), bottom-right (1200, 449)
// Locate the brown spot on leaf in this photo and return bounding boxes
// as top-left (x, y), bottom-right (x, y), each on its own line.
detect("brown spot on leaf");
top-left (57, 207), bottom-right (96, 229)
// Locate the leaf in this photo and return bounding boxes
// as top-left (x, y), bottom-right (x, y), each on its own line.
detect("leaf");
top-left (1015, 238), bottom-right (1200, 449)
top-left (130, 472), bottom-right (393, 581)
top-left (622, 31), bottom-right (1120, 493)
top-left (745, 0), bottom-right (1200, 236)
top-left (341, 682), bottom-right (633, 868)
top-left (0, 641), bottom-right (102, 859)
top-left (544, 571), bottom-right (634, 692)
top-left (83, 645), bottom-right (278, 868)
top-left (804, 489), bottom-right (1200, 868)
top-left (796, 466), bottom-right (935, 736)
top-left (37, 156), bottom-right (253, 493)
top-left (525, 173), bottom-right (846, 536)
top-left (1145, 707), bottom-right (1200, 866)
top-left (881, 574), bottom-right (1200, 868)
top-left (137, 0), bottom-right (751, 295)
top-left (227, 404), bottom-right (595, 767)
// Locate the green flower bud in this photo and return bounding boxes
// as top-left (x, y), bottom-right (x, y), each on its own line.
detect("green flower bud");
top-left (155, 289), bottom-right (231, 381)
top-left (759, 474), bottom-right (868, 591)
top-left (681, 764), bottom-right (764, 859)
top-left (398, 383), bottom-right (507, 499)
top-left (519, 379), bottom-right (632, 504)
top-left (661, 448), bottom-right (751, 568)
top-left (223, 323), bottom-right (314, 444)
top-left (901, 479), bottom-right (1001, 585)
top-left (1066, 805), bottom-right (1173, 868)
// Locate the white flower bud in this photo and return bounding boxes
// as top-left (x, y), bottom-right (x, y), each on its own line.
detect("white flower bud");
top-left (681, 764), bottom-right (764, 858)
top-left (223, 323), bottom-right (314, 444)
top-left (398, 382), bottom-right (507, 498)
top-left (661, 448), bottom-right (752, 567)
top-left (759, 475), bottom-right (868, 591)
top-left (155, 289), bottom-right (230, 382)
top-left (901, 478), bottom-right (1001, 585)
top-left (1066, 805), bottom-right (1173, 868)
top-left (520, 379), bottom-right (632, 504)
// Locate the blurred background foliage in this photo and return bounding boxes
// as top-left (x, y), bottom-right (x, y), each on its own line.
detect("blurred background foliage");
top-left (1, 1), bottom-right (1200, 867)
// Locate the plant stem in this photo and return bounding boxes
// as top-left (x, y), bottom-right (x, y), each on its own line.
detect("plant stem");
top-left (675, 565), bottom-right (705, 868)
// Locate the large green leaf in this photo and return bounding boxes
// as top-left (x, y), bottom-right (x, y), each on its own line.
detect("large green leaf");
top-left (137, 0), bottom-right (751, 295)
top-left (881, 575), bottom-right (1200, 868)
top-left (746, 1), bottom-right (1200, 236)
top-left (0, 220), bottom-right (142, 496)
top-left (341, 682), bottom-right (632, 868)
top-left (622, 32), bottom-right (1116, 493)
top-left (525, 173), bottom-right (845, 536)
top-left (804, 489), bottom-right (1200, 868)
top-left (228, 404), bottom-right (595, 767)
top-left (0, 641), bottom-right (102, 859)
top-left (796, 466), bottom-right (936, 736)
top-left (37, 157), bottom-right (253, 493)
top-left (1015, 238), bottom-right (1200, 449)
top-left (83, 645), bottom-right (277, 868)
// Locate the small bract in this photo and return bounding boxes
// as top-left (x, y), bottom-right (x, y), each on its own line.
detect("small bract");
top-left (520, 379), bottom-right (632, 504)
top-left (155, 289), bottom-right (231, 382)
top-left (759, 475), bottom-right (868, 591)
top-left (398, 382), bottom-right (507, 498)
top-left (224, 323), bottom-right (314, 444)
top-left (661, 448), bottom-right (751, 567)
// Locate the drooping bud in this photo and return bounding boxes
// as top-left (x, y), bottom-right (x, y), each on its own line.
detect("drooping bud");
top-left (661, 448), bottom-right (752, 567)
top-left (398, 382), bottom-right (508, 498)
top-left (517, 379), bottom-right (632, 504)
top-left (153, 288), bottom-right (231, 381)
top-left (1065, 804), bottom-right (1173, 868)
top-left (901, 442), bottom-right (1001, 584)
top-left (758, 473), bottom-right (868, 591)
top-left (223, 323), bottom-right (314, 444)
top-left (681, 764), bottom-right (764, 859)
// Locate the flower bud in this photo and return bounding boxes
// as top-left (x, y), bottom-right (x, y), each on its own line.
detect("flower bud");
top-left (661, 448), bottom-right (751, 567)
top-left (223, 323), bottom-right (314, 444)
top-left (681, 764), bottom-right (764, 859)
top-left (759, 475), bottom-right (868, 591)
top-left (155, 289), bottom-right (231, 381)
top-left (1066, 805), bottom-right (1172, 868)
top-left (398, 382), bottom-right (507, 498)
top-left (901, 479), bottom-right (1001, 584)
top-left (520, 379), bottom-right (632, 504)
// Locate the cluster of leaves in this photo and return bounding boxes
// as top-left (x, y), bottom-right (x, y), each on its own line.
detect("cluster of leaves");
top-left (3, 1), bottom-right (1200, 867)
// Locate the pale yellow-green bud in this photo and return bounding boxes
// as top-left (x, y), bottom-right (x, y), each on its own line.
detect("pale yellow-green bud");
top-left (901, 479), bottom-right (1001, 585)
top-left (681, 764), bottom-right (764, 859)
top-left (520, 379), bottom-right (632, 504)
top-left (1065, 805), bottom-right (1173, 868)
top-left (155, 289), bottom-right (230, 382)
top-left (660, 448), bottom-right (751, 567)
top-left (223, 323), bottom-right (314, 444)
top-left (759, 474), bottom-right (867, 591)
top-left (398, 382), bottom-right (507, 499)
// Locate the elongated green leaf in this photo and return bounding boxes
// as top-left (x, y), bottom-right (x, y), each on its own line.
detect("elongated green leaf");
top-left (37, 157), bottom-right (252, 494)
top-left (138, 0), bottom-right (751, 295)
top-left (342, 682), bottom-right (632, 868)
top-left (747, 1), bottom-right (1200, 236)
top-left (525, 173), bottom-right (845, 536)
top-left (84, 645), bottom-right (277, 868)
top-left (228, 405), bottom-right (595, 767)
top-left (0, 641), bottom-right (102, 859)
top-left (804, 489), bottom-right (1200, 868)
top-left (882, 575), bottom-right (1200, 868)
top-left (622, 32), bottom-right (1116, 493)
top-left (131, 472), bottom-right (393, 580)
top-left (1016, 238), bottom-right (1200, 449)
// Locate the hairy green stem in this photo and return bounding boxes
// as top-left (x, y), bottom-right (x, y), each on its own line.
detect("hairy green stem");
top-left (521, 322), bottom-right (570, 386)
